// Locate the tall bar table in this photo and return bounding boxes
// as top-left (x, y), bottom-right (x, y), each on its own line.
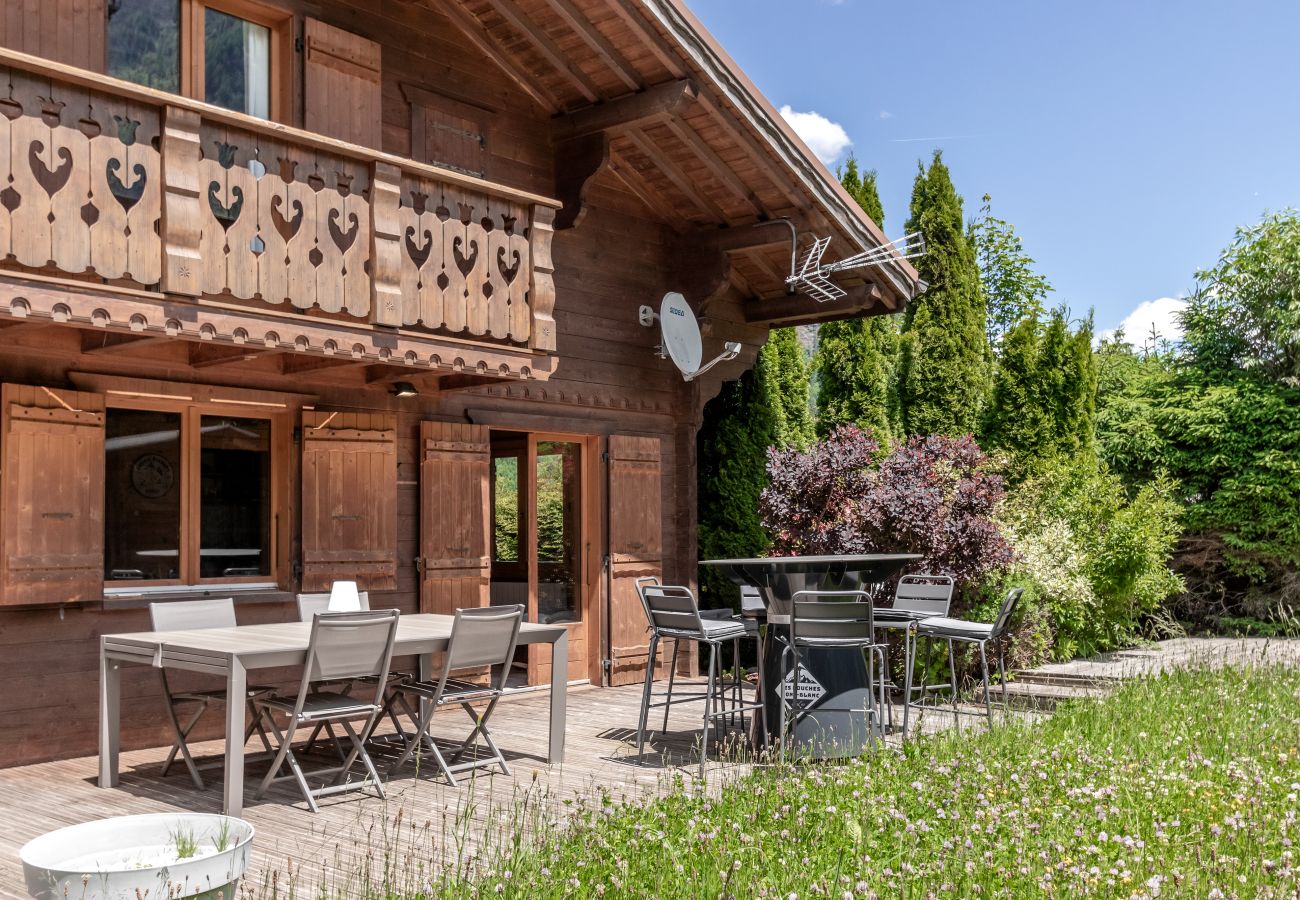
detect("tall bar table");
top-left (701, 554), bottom-right (920, 758)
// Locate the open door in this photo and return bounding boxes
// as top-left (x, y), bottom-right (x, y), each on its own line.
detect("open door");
top-left (606, 435), bottom-right (662, 686)
top-left (418, 421), bottom-right (491, 613)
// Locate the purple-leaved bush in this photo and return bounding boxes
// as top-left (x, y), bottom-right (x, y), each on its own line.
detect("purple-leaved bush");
top-left (760, 426), bottom-right (1013, 590)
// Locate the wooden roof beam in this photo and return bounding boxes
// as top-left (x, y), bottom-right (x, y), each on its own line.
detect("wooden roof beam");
top-left (427, 0), bottom-right (562, 112)
top-left (606, 153), bottom-right (689, 231)
top-left (602, 0), bottom-right (687, 78)
top-left (623, 126), bottom-right (728, 222)
top-left (744, 281), bottom-right (885, 326)
top-left (480, 0), bottom-right (603, 105)
top-left (660, 117), bottom-right (767, 218)
top-left (537, 0), bottom-right (643, 93)
top-left (694, 92), bottom-right (807, 215)
top-left (551, 78), bottom-right (697, 142)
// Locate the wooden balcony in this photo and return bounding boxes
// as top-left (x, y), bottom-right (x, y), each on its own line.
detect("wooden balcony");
top-left (0, 48), bottom-right (559, 381)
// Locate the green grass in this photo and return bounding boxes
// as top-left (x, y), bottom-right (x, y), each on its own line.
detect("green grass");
top-left (462, 664), bottom-right (1300, 898)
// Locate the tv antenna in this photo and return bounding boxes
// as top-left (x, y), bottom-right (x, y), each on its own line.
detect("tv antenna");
top-left (638, 292), bottom-right (741, 382)
top-left (785, 231), bottom-right (926, 303)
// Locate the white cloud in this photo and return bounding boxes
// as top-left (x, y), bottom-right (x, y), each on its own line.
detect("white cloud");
top-left (778, 105), bottom-right (851, 166)
top-left (878, 110), bottom-right (894, 120)
top-left (1099, 296), bottom-right (1188, 346)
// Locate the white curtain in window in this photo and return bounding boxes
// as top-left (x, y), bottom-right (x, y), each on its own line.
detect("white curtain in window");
top-left (244, 21), bottom-right (271, 120)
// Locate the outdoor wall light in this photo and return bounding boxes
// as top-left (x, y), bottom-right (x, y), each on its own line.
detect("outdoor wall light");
top-left (389, 381), bottom-right (419, 398)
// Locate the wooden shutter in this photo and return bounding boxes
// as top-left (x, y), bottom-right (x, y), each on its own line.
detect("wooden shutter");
top-left (1, 384), bottom-right (105, 606)
top-left (303, 17), bottom-right (382, 147)
top-left (418, 421), bottom-right (490, 614)
top-left (402, 84), bottom-right (489, 178)
top-left (0, 0), bottom-right (106, 72)
top-left (300, 411), bottom-right (397, 592)
top-left (607, 435), bottom-right (663, 686)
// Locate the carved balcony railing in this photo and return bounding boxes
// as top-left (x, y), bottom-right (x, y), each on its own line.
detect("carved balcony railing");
top-left (0, 48), bottom-right (559, 373)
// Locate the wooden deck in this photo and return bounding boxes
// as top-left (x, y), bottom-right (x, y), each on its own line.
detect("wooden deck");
top-left (1, 637), bottom-right (1296, 898)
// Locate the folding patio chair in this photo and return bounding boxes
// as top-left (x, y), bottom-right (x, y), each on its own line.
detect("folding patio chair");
top-left (778, 590), bottom-right (887, 756)
top-left (385, 605), bottom-right (524, 786)
top-left (914, 587), bottom-right (1025, 728)
top-left (149, 597), bottom-right (274, 790)
top-left (253, 609), bottom-right (400, 812)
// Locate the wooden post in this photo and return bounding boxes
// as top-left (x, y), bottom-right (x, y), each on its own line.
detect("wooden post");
top-left (369, 161), bottom-right (404, 328)
top-left (159, 105), bottom-right (203, 297)
top-left (528, 204), bottom-right (556, 352)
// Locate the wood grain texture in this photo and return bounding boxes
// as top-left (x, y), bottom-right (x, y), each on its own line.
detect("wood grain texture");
top-left (300, 410), bottom-right (398, 591)
top-left (0, 384), bottom-right (106, 606)
top-left (419, 420), bottom-right (491, 615)
top-left (303, 17), bottom-right (383, 149)
top-left (606, 433), bottom-right (662, 686)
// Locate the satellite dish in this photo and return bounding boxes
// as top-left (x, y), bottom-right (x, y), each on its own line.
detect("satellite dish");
top-left (660, 292), bottom-right (703, 375)
top-left (638, 292), bottom-right (741, 382)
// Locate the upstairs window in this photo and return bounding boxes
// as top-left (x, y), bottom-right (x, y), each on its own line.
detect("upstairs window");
top-left (107, 0), bottom-right (287, 120)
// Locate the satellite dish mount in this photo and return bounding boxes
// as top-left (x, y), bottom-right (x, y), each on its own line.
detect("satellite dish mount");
top-left (638, 292), bottom-right (740, 382)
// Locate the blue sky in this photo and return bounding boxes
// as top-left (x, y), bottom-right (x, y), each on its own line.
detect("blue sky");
top-left (687, 0), bottom-right (1300, 340)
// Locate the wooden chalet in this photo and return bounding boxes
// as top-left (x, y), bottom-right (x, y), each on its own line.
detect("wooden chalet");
top-left (0, 0), bottom-right (921, 767)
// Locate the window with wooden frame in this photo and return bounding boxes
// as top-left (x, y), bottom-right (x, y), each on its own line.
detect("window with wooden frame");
top-left (106, 0), bottom-right (291, 121)
top-left (102, 396), bottom-right (287, 588)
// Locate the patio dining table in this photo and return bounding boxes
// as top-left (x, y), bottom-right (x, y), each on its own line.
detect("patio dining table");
top-left (701, 554), bottom-right (921, 758)
top-left (99, 613), bottom-right (568, 815)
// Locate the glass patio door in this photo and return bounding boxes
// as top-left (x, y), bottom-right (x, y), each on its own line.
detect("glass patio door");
top-left (489, 432), bottom-right (592, 685)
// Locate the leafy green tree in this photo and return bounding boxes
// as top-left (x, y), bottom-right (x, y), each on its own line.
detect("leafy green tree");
top-left (762, 327), bottom-right (815, 448)
top-left (815, 156), bottom-right (901, 442)
top-left (897, 151), bottom-right (990, 437)
top-left (969, 194), bottom-right (1053, 349)
top-left (1181, 209), bottom-right (1300, 384)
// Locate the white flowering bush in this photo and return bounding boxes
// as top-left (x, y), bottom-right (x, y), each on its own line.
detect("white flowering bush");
top-left (991, 458), bottom-right (1183, 661)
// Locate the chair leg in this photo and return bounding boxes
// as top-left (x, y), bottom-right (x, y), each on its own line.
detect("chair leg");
top-left (257, 713), bottom-right (319, 814)
top-left (699, 642), bottom-right (717, 778)
top-left (158, 674), bottom-right (205, 790)
top-left (339, 718), bottom-right (386, 800)
top-left (777, 644), bottom-right (793, 759)
top-left (388, 695), bottom-right (458, 785)
top-left (998, 646), bottom-right (1009, 721)
top-left (900, 626), bottom-right (914, 740)
top-left (661, 638), bottom-right (680, 733)
top-left (635, 635), bottom-right (659, 764)
top-left (978, 640), bottom-right (993, 725)
top-left (753, 635), bottom-right (768, 753)
top-left (451, 699), bottom-right (510, 777)
top-left (947, 640), bottom-right (959, 731)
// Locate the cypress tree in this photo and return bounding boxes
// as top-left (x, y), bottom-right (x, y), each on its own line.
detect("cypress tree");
top-left (897, 151), bottom-right (990, 437)
top-left (696, 330), bottom-right (811, 606)
top-left (762, 326), bottom-right (815, 447)
top-left (815, 156), bottom-right (902, 442)
top-left (982, 313), bottom-right (1048, 470)
top-left (839, 154), bottom-right (885, 226)
top-left (983, 307), bottom-right (1098, 479)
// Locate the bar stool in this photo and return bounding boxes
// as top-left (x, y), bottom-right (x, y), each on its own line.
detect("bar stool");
top-left (873, 574), bottom-right (955, 738)
top-left (778, 590), bottom-right (887, 756)
top-left (634, 581), bottom-right (765, 775)
top-left (914, 587), bottom-right (1024, 728)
